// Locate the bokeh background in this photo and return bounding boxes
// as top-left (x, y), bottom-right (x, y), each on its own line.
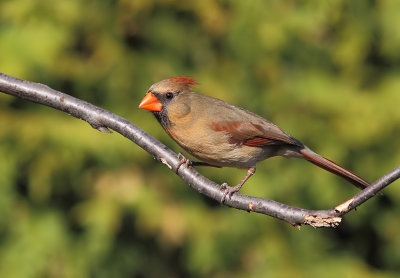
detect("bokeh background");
top-left (1, 0), bottom-right (400, 277)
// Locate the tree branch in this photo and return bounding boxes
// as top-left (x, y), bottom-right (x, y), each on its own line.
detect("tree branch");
top-left (1, 72), bottom-right (398, 228)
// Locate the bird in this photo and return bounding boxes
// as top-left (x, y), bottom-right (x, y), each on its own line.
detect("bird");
top-left (139, 76), bottom-right (369, 202)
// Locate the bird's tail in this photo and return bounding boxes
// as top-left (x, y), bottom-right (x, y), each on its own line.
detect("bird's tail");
top-left (299, 148), bottom-right (369, 190)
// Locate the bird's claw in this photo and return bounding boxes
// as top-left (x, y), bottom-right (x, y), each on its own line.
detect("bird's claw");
top-left (220, 183), bottom-right (241, 204)
top-left (176, 153), bottom-right (192, 173)
top-left (220, 182), bottom-right (228, 190)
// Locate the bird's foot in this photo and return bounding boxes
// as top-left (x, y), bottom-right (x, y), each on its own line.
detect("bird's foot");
top-left (175, 153), bottom-right (192, 173)
top-left (220, 183), bottom-right (242, 204)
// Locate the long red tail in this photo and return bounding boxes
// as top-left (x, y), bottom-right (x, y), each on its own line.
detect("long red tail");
top-left (300, 148), bottom-right (369, 190)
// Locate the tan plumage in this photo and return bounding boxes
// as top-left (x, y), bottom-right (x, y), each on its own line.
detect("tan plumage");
top-left (139, 77), bottom-right (369, 201)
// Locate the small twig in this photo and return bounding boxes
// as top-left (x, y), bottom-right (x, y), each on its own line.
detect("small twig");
top-left (0, 72), bottom-right (398, 227)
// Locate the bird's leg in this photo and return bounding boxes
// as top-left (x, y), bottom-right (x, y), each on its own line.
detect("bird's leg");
top-left (220, 167), bottom-right (256, 203)
top-left (176, 153), bottom-right (222, 173)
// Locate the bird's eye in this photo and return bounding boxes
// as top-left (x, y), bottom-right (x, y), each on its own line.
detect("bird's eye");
top-left (166, 92), bottom-right (174, 99)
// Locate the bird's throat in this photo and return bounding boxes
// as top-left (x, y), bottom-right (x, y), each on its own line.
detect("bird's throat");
top-left (153, 110), bottom-right (173, 129)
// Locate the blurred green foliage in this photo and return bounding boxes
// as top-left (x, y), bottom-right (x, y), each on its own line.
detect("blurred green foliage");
top-left (1, 0), bottom-right (400, 277)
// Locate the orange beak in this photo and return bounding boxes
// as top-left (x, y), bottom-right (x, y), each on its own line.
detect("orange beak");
top-left (138, 92), bottom-right (163, 111)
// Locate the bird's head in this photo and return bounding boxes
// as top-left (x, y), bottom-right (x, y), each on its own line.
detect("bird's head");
top-left (139, 76), bottom-right (198, 112)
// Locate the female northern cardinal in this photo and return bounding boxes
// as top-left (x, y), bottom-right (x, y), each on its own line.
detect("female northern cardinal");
top-left (139, 76), bottom-right (369, 201)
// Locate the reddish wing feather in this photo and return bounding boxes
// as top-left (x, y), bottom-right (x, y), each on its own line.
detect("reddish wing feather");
top-left (244, 137), bottom-right (279, 146)
top-left (211, 121), bottom-right (295, 146)
top-left (210, 121), bottom-right (242, 133)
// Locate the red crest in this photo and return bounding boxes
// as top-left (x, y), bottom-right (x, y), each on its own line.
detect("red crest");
top-left (168, 76), bottom-right (198, 88)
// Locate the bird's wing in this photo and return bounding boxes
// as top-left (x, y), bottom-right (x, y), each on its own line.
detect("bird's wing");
top-left (210, 121), bottom-right (301, 147)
